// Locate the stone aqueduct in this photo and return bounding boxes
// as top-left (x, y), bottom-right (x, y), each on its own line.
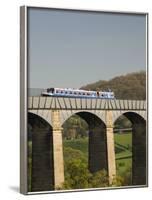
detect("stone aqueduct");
top-left (28, 96), bottom-right (147, 191)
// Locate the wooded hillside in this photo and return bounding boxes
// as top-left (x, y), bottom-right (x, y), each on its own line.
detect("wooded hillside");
top-left (81, 71), bottom-right (146, 100)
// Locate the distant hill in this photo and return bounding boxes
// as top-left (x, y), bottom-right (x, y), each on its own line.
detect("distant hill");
top-left (81, 71), bottom-right (146, 100)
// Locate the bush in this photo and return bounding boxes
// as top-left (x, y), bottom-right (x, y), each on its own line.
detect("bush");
top-left (89, 170), bottom-right (109, 188)
top-left (118, 162), bottom-right (125, 167)
top-left (63, 159), bottom-right (92, 189)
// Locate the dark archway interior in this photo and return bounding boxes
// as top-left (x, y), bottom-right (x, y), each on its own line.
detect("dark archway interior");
top-left (77, 112), bottom-right (108, 173)
top-left (63, 112), bottom-right (108, 174)
top-left (124, 112), bottom-right (146, 186)
top-left (28, 113), bottom-right (54, 192)
top-left (114, 112), bottom-right (146, 186)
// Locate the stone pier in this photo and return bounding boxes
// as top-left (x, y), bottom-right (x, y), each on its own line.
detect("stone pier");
top-left (132, 122), bottom-right (146, 185)
top-left (51, 110), bottom-right (64, 189)
top-left (106, 110), bottom-right (116, 184)
top-left (89, 123), bottom-right (108, 173)
top-left (31, 125), bottom-right (54, 191)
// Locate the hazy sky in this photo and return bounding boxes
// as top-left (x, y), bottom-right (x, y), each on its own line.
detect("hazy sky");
top-left (28, 8), bottom-right (146, 89)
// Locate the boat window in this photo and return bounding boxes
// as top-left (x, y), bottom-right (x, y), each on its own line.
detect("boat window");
top-left (48, 88), bottom-right (54, 93)
top-left (47, 88), bottom-right (51, 92)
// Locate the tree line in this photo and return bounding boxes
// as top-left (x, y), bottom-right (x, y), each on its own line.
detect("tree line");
top-left (81, 71), bottom-right (146, 100)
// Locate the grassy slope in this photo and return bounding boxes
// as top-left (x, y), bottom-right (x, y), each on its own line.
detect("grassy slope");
top-left (64, 137), bottom-right (89, 157)
top-left (114, 133), bottom-right (132, 176)
top-left (115, 133), bottom-right (132, 159)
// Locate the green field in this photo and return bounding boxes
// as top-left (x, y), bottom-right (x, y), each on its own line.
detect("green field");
top-left (64, 137), bottom-right (89, 156)
top-left (63, 132), bottom-right (132, 178)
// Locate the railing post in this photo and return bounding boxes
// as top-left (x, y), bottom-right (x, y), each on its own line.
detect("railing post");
top-left (106, 110), bottom-right (116, 185)
top-left (51, 110), bottom-right (64, 189)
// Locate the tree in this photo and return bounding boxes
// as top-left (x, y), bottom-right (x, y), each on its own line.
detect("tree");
top-left (62, 147), bottom-right (109, 189)
top-left (81, 71), bottom-right (146, 100)
top-left (63, 115), bottom-right (88, 139)
top-left (63, 159), bottom-right (92, 189)
top-left (89, 170), bottom-right (109, 188)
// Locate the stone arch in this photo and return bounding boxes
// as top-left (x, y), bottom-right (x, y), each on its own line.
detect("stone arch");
top-left (60, 110), bottom-right (106, 127)
top-left (112, 110), bottom-right (146, 125)
top-left (29, 110), bottom-right (52, 127)
top-left (28, 112), bottom-right (54, 191)
top-left (114, 111), bottom-right (147, 186)
top-left (62, 111), bottom-right (108, 174)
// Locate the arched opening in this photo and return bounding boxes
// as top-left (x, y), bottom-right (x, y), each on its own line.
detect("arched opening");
top-left (114, 115), bottom-right (132, 186)
top-left (28, 112), bottom-right (54, 192)
top-left (62, 111), bottom-right (108, 189)
top-left (114, 112), bottom-right (146, 186)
